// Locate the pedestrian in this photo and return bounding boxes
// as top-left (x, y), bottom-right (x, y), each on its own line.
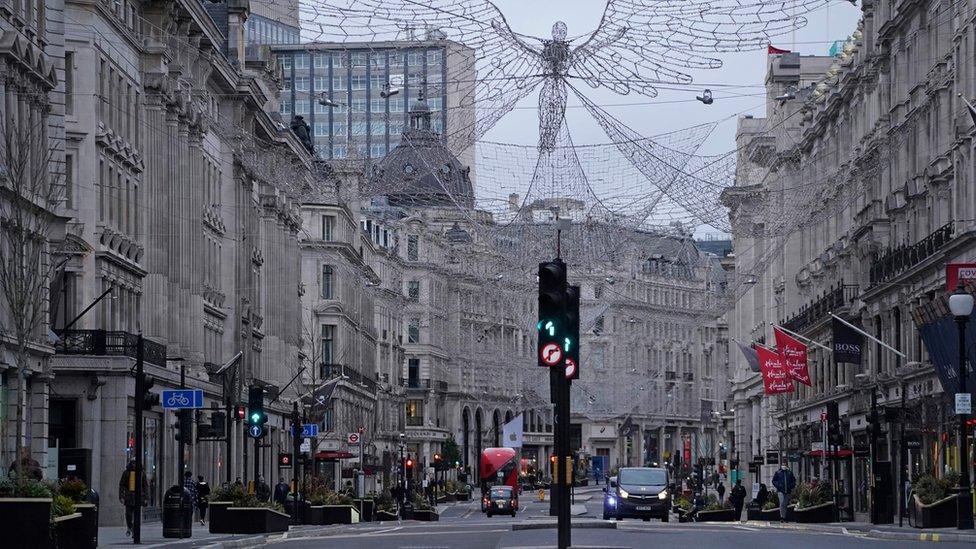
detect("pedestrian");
top-left (117, 460), bottom-right (148, 537)
top-left (182, 471), bottom-right (197, 521)
top-left (772, 464), bottom-right (796, 522)
top-left (730, 479), bottom-right (746, 521)
top-left (594, 467), bottom-right (602, 486)
top-left (273, 478), bottom-right (289, 506)
top-left (255, 475), bottom-right (271, 502)
top-left (716, 481), bottom-right (726, 503)
top-left (690, 491), bottom-right (706, 522)
top-left (8, 447), bottom-right (42, 480)
top-left (195, 475), bottom-right (210, 525)
top-left (422, 476), bottom-right (433, 505)
top-left (756, 483), bottom-right (769, 507)
top-left (233, 477), bottom-right (243, 489)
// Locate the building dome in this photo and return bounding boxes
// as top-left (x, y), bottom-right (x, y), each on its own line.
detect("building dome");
top-left (367, 94), bottom-right (474, 209)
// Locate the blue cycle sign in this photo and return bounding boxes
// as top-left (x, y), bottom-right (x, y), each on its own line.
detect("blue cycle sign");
top-left (161, 389), bottom-right (204, 409)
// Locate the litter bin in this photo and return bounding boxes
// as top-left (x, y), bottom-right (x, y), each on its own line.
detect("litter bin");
top-left (162, 485), bottom-right (193, 538)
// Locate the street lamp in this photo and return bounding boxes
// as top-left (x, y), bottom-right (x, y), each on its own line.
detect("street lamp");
top-left (949, 286), bottom-right (974, 530)
top-left (398, 433), bottom-right (406, 512)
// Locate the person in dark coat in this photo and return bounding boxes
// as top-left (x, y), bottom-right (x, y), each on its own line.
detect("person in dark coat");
top-left (729, 479), bottom-right (747, 521)
top-left (118, 460), bottom-right (149, 537)
top-left (8, 448), bottom-right (42, 480)
top-left (756, 483), bottom-right (769, 507)
top-left (195, 475), bottom-right (211, 525)
top-left (772, 465), bottom-right (797, 522)
top-left (255, 475), bottom-right (271, 502)
top-left (273, 478), bottom-right (290, 506)
top-left (716, 481), bottom-right (726, 503)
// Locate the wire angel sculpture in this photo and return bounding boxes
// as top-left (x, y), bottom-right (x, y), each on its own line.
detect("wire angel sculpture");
top-left (303, 0), bottom-right (830, 153)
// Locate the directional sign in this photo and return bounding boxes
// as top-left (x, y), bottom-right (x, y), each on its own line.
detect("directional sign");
top-left (347, 432), bottom-right (361, 445)
top-left (291, 424), bottom-right (319, 438)
top-left (248, 424), bottom-right (265, 439)
top-left (540, 342), bottom-right (563, 366)
top-left (300, 440), bottom-right (311, 453)
top-left (957, 393), bottom-right (972, 415)
top-left (564, 358), bottom-right (577, 379)
top-left (161, 389), bottom-right (204, 409)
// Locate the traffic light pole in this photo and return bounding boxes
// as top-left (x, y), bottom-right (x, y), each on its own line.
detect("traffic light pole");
top-left (292, 402), bottom-right (301, 524)
top-left (555, 367), bottom-right (571, 549)
top-left (133, 334), bottom-right (144, 544)
top-left (178, 362), bottom-right (186, 533)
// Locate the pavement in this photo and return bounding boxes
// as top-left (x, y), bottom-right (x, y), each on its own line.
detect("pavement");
top-left (95, 486), bottom-right (976, 547)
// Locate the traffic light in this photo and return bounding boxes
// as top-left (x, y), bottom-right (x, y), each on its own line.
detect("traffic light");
top-left (433, 452), bottom-right (442, 470)
top-left (405, 456), bottom-right (414, 477)
top-left (538, 260), bottom-right (568, 368)
top-left (827, 401), bottom-right (843, 446)
top-left (247, 386), bottom-right (267, 438)
top-left (564, 285), bottom-right (580, 379)
top-left (236, 405), bottom-right (246, 422)
top-left (141, 375), bottom-right (159, 410)
top-left (278, 453), bottom-right (292, 467)
top-left (174, 409), bottom-right (192, 442)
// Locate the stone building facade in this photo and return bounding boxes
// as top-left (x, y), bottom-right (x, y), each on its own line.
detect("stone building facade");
top-left (725, 0), bottom-right (976, 522)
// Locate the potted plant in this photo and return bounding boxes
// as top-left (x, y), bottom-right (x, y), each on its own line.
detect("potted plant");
top-left (695, 496), bottom-right (737, 522)
top-left (208, 484), bottom-right (289, 534)
top-left (410, 491), bottom-right (439, 521)
top-left (0, 477), bottom-right (55, 548)
top-left (759, 498), bottom-right (783, 521)
top-left (376, 491), bottom-right (399, 521)
top-left (320, 491), bottom-right (360, 524)
top-left (675, 495), bottom-right (693, 522)
top-left (911, 472), bottom-right (958, 528)
top-left (51, 494), bottom-right (85, 549)
top-left (455, 483), bottom-right (471, 502)
top-left (57, 478), bottom-right (98, 549)
top-left (791, 482), bottom-right (835, 523)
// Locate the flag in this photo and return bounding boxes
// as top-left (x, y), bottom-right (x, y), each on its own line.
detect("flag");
top-left (735, 340), bottom-right (761, 373)
top-left (306, 379), bottom-right (339, 422)
top-left (756, 345), bottom-right (794, 395)
top-left (501, 414), bottom-right (523, 448)
top-left (774, 327), bottom-right (811, 386)
top-left (768, 44), bottom-right (792, 55)
top-left (832, 317), bottom-right (864, 364)
top-left (962, 95), bottom-right (976, 127)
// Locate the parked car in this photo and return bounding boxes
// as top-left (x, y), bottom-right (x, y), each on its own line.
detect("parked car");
top-left (603, 467), bottom-right (670, 522)
top-left (485, 485), bottom-right (518, 517)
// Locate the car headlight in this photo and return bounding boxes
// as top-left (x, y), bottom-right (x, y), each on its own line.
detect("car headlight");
top-left (658, 490), bottom-right (669, 500)
top-left (618, 488), bottom-right (629, 498)
top-left (607, 496), bottom-right (617, 507)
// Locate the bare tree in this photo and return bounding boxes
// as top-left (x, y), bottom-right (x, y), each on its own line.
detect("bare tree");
top-left (0, 115), bottom-right (66, 475)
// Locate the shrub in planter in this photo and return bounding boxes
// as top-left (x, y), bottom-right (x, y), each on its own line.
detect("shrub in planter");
top-left (913, 494), bottom-right (957, 528)
top-left (377, 509), bottom-right (399, 521)
top-left (413, 508), bottom-right (439, 521)
top-left (696, 508), bottom-right (737, 522)
top-left (322, 505), bottom-right (360, 524)
top-left (208, 485), bottom-right (289, 534)
top-left (52, 512), bottom-right (85, 549)
top-left (0, 478), bottom-right (56, 549)
top-left (913, 473), bottom-right (957, 505)
top-left (355, 498), bottom-right (376, 522)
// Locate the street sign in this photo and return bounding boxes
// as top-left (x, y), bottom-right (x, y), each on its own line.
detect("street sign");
top-left (540, 342), bottom-right (562, 366)
top-left (291, 424), bottom-right (319, 438)
top-left (278, 453), bottom-right (292, 467)
top-left (300, 440), bottom-right (311, 453)
top-left (947, 263), bottom-right (976, 291)
top-left (161, 389), bottom-right (204, 409)
top-left (765, 450), bottom-right (779, 464)
top-left (248, 424), bottom-right (264, 439)
top-left (564, 358), bottom-right (577, 379)
top-left (957, 393), bottom-right (972, 415)
top-left (347, 432), bottom-right (361, 445)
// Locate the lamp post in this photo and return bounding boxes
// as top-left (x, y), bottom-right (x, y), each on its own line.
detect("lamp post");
top-left (949, 286), bottom-right (974, 530)
top-left (398, 433), bottom-right (406, 512)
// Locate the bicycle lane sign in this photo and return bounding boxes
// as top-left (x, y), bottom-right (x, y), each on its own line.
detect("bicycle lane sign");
top-left (161, 389), bottom-right (204, 409)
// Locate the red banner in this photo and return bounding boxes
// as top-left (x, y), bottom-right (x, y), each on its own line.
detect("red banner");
top-left (768, 44), bottom-right (792, 55)
top-left (757, 345), bottom-right (794, 395)
top-left (947, 263), bottom-right (976, 292)
top-left (774, 327), bottom-right (811, 386)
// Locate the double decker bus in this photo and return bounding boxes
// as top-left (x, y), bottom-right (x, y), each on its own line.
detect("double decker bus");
top-left (480, 447), bottom-right (518, 509)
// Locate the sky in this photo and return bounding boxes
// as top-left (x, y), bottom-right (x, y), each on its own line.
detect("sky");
top-left (484, 0), bottom-right (862, 158)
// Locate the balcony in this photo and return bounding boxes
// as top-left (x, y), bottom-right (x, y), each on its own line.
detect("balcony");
top-left (781, 282), bottom-right (859, 333)
top-left (56, 330), bottom-right (167, 366)
top-left (406, 416), bottom-right (424, 427)
top-left (399, 378), bottom-right (448, 392)
top-left (869, 221), bottom-right (953, 288)
top-left (320, 363), bottom-right (377, 393)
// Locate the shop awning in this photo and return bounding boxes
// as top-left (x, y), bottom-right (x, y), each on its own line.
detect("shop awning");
top-left (807, 449), bottom-right (853, 458)
top-left (314, 451), bottom-right (354, 460)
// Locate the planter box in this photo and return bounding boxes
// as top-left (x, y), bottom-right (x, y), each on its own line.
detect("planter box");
top-left (794, 502), bottom-right (836, 523)
top-left (283, 499), bottom-right (311, 523)
top-left (760, 507), bottom-right (789, 521)
top-left (321, 505), bottom-right (360, 525)
top-left (0, 498), bottom-right (53, 549)
top-left (376, 509), bottom-right (399, 521)
top-left (354, 499), bottom-right (376, 522)
top-left (695, 509), bottom-right (737, 522)
top-left (74, 504), bottom-right (98, 549)
top-left (746, 507), bottom-right (763, 521)
top-left (413, 509), bottom-right (439, 521)
top-left (913, 494), bottom-right (957, 529)
top-left (436, 493), bottom-right (455, 503)
top-left (455, 491), bottom-right (470, 502)
top-left (53, 513), bottom-right (84, 549)
top-left (208, 503), bottom-right (290, 534)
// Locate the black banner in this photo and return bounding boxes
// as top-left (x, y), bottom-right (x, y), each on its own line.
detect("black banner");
top-left (832, 317), bottom-right (864, 365)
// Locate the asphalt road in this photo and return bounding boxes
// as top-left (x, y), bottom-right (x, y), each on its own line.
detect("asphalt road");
top-left (265, 486), bottom-right (969, 549)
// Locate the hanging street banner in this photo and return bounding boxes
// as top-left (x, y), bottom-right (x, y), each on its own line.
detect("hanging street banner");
top-left (832, 317), bottom-right (863, 365)
top-left (915, 308), bottom-right (976, 397)
top-left (774, 327), bottom-right (811, 386)
top-left (735, 340), bottom-right (761, 373)
top-left (757, 345), bottom-right (794, 395)
top-left (946, 263), bottom-right (976, 291)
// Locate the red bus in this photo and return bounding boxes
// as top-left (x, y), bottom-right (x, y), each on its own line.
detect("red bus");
top-left (480, 447), bottom-right (518, 495)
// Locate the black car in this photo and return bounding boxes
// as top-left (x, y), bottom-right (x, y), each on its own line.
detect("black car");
top-left (484, 485), bottom-right (518, 517)
top-left (603, 467), bottom-right (670, 522)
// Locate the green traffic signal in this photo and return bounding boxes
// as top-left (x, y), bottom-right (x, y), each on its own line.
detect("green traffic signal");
top-left (250, 412), bottom-right (261, 424)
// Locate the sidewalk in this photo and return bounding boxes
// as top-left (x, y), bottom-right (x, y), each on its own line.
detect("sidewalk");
top-left (97, 522), bottom-right (344, 548)
top-left (757, 519), bottom-right (976, 543)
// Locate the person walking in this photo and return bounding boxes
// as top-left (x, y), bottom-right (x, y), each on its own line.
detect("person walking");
top-left (594, 467), bottom-right (602, 486)
top-left (8, 448), bottom-right (42, 480)
top-left (730, 479), bottom-right (747, 521)
top-left (716, 481), bottom-right (726, 503)
top-left (195, 475), bottom-right (210, 525)
top-left (756, 483), bottom-right (769, 507)
top-left (772, 464), bottom-right (796, 522)
top-left (182, 471), bottom-right (197, 525)
top-left (117, 460), bottom-right (149, 537)
top-left (255, 475), bottom-right (271, 502)
top-left (273, 478), bottom-right (289, 506)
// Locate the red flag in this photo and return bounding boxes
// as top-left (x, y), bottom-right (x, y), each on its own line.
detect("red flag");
top-left (757, 345), bottom-right (794, 395)
top-left (774, 327), bottom-right (812, 386)
top-left (768, 44), bottom-right (792, 55)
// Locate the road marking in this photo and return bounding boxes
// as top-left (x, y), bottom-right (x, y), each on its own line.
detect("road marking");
top-left (732, 525), bottom-right (758, 531)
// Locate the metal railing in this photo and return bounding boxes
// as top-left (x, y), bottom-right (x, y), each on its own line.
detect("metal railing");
top-left (782, 282), bottom-right (859, 333)
top-left (56, 330), bottom-right (166, 366)
top-left (870, 221), bottom-right (954, 287)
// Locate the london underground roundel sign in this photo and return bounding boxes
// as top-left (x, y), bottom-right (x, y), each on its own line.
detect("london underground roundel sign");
top-left (540, 342), bottom-right (563, 366)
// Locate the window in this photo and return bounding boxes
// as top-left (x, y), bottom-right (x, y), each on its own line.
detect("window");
top-left (408, 317), bottom-right (420, 343)
top-left (370, 53), bottom-right (385, 68)
top-left (64, 154), bottom-right (74, 209)
top-left (322, 215), bottom-right (335, 240)
top-left (408, 358), bottom-right (420, 387)
top-left (428, 97), bottom-right (442, 111)
top-left (371, 120), bottom-right (386, 135)
top-left (279, 55), bottom-right (292, 71)
top-left (351, 52), bottom-right (367, 67)
top-left (371, 98), bottom-right (386, 112)
top-left (407, 280), bottom-right (420, 301)
top-left (294, 100), bottom-right (309, 114)
top-left (390, 97), bottom-right (405, 112)
top-left (427, 49), bottom-right (442, 65)
top-left (351, 98), bottom-right (367, 112)
top-left (332, 75), bottom-right (346, 90)
top-left (280, 99), bottom-right (292, 115)
top-left (321, 264), bottom-right (334, 299)
top-left (295, 76), bottom-right (309, 91)
top-left (370, 143), bottom-right (386, 157)
top-left (408, 51), bottom-right (424, 66)
top-left (314, 76), bottom-right (328, 91)
top-left (407, 235), bottom-right (419, 261)
top-left (320, 324), bottom-right (335, 364)
top-left (294, 53), bottom-right (309, 69)
top-left (351, 75), bottom-right (367, 90)
top-left (332, 145), bottom-right (347, 158)
top-left (332, 53), bottom-right (345, 68)
top-left (352, 120), bottom-right (367, 135)
top-left (313, 122), bottom-right (328, 136)
top-left (313, 53), bottom-right (328, 68)
top-left (406, 400), bottom-right (424, 426)
top-left (65, 52), bottom-right (74, 115)
top-left (333, 121), bottom-right (347, 135)
top-left (370, 74), bottom-right (388, 89)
